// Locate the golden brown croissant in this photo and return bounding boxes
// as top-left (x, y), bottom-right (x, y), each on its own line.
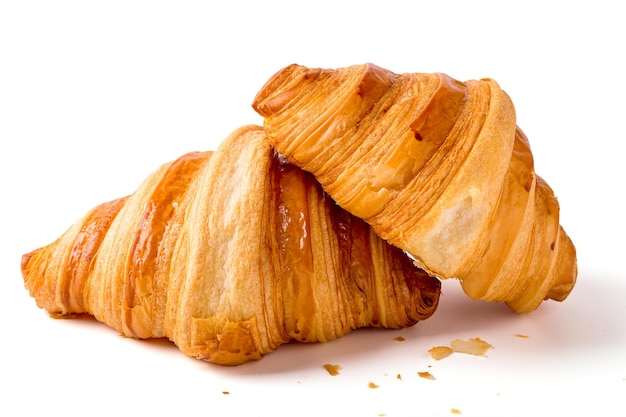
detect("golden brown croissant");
top-left (21, 125), bottom-right (440, 365)
top-left (252, 63), bottom-right (577, 313)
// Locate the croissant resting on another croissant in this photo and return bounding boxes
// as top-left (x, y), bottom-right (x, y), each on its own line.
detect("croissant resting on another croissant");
top-left (252, 63), bottom-right (577, 313)
top-left (21, 125), bottom-right (440, 365)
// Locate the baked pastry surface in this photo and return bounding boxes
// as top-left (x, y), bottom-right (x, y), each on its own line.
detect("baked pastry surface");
top-left (253, 63), bottom-right (577, 312)
top-left (21, 125), bottom-right (440, 365)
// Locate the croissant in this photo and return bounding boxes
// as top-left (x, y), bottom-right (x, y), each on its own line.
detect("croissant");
top-left (21, 125), bottom-right (440, 365)
top-left (252, 63), bottom-right (577, 313)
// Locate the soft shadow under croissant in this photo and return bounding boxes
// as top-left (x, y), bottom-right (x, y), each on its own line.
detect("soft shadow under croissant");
top-left (252, 63), bottom-right (577, 313)
top-left (21, 125), bottom-right (440, 365)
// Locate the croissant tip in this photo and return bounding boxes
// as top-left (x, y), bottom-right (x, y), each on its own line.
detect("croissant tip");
top-left (21, 250), bottom-right (35, 274)
top-left (548, 258), bottom-right (578, 302)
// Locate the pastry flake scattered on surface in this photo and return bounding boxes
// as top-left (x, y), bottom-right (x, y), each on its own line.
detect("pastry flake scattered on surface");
top-left (428, 345), bottom-right (454, 360)
top-left (323, 363), bottom-right (341, 376)
top-left (449, 337), bottom-right (493, 357)
top-left (418, 371), bottom-right (436, 380)
top-left (429, 337), bottom-right (493, 360)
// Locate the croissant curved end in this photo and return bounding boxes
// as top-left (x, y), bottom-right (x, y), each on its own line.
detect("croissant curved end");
top-left (21, 251), bottom-right (34, 273)
top-left (253, 64), bottom-right (323, 118)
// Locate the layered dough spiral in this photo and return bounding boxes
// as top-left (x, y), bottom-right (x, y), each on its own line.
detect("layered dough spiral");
top-left (21, 125), bottom-right (440, 365)
top-left (252, 63), bottom-right (577, 313)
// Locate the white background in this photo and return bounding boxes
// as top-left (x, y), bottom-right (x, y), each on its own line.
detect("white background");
top-left (1, 1), bottom-right (624, 416)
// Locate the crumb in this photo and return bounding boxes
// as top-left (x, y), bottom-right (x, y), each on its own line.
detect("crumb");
top-left (515, 333), bottom-right (530, 338)
top-left (378, 414), bottom-right (386, 416)
top-left (396, 373), bottom-right (402, 381)
top-left (450, 408), bottom-right (461, 414)
top-left (368, 382), bottom-right (379, 389)
top-left (418, 371), bottom-right (435, 380)
top-left (429, 338), bottom-right (493, 360)
top-left (222, 391), bottom-right (230, 395)
top-left (450, 337), bottom-right (493, 356)
top-left (394, 336), bottom-right (406, 342)
top-left (428, 345), bottom-right (454, 360)
top-left (323, 363), bottom-right (341, 376)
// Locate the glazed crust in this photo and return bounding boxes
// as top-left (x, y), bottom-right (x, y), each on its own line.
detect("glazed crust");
top-left (21, 125), bottom-right (440, 365)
